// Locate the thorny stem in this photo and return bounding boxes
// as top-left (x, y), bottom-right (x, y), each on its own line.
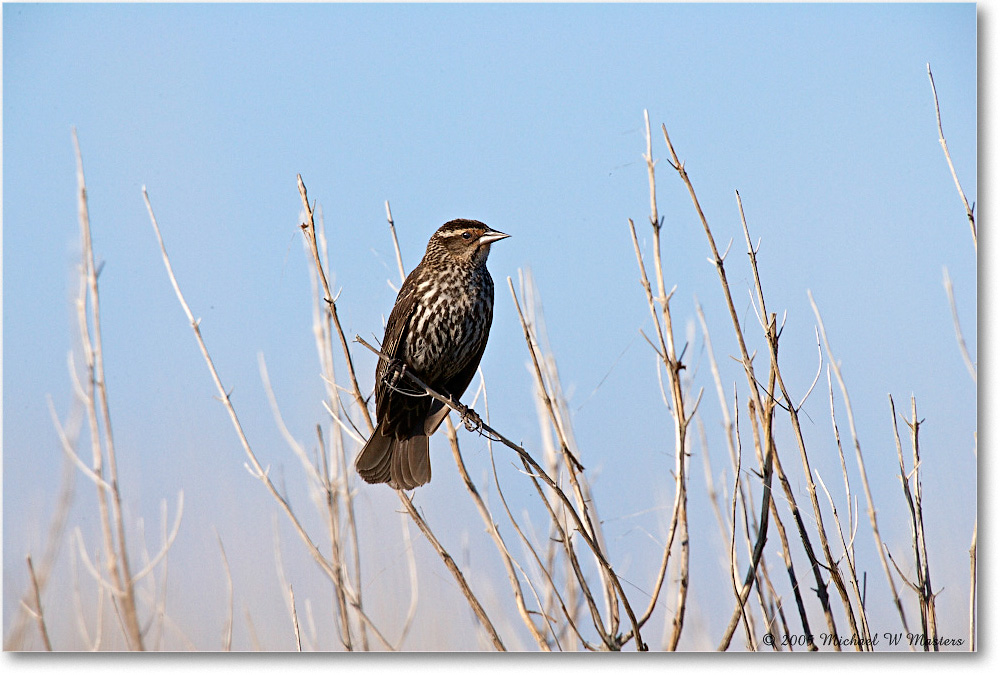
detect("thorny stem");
top-left (628, 115), bottom-right (694, 649)
top-left (810, 291), bottom-right (910, 637)
top-left (737, 191), bottom-right (856, 647)
top-left (656, 122), bottom-right (782, 651)
top-left (298, 175), bottom-right (375, 434)
top-left (73, 129), bottom-right (144, 651)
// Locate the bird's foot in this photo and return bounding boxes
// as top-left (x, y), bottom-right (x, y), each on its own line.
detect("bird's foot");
top-left (458, 404), bottom-right (483, 433)
top-left (385, 359), bottom-right (408, 388)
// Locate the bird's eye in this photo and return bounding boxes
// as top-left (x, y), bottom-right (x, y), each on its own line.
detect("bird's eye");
top-left (462, 232), bottom-right (471, 239)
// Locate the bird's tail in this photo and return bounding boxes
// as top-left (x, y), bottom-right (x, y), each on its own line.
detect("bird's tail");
top-left (355, 422), bottom-right (431, 490)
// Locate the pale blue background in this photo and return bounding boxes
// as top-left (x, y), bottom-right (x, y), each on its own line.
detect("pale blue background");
top-left (3, 2), bottom-right (978, 650)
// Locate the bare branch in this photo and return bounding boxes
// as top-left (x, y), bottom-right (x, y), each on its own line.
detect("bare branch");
top-left (214, 531), bottom-right (234, 651)
top-left (943, 267), bottom-right (976, 384)
top-left (74, 129), bottom-right (144, 650)
top-left (392, 512), bottom-right (420, 650)
top-left (384, 200), bottom-right (406, 284)
top-left (810, 291), bottom-right (910, 635)
top-left (25, 556), bottom-right (52, 650)
top-left (143, 186), bottom-right (372, 612)
top-left (130, 492), bottom-right (184, 584)
top-left (396, 491), bottom-right (506, 651)
top-left (297, 174), bottom-right (374, 433)
top-left (737, 190), bottom-right (856, 644)
top-left (927, 63), bottom-right (976, 250)
top-left (446, 415), bottom-right (552, 650)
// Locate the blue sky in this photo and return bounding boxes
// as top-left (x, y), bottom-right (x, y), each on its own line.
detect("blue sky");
top-left (3, 2), bottom-right (979, 651)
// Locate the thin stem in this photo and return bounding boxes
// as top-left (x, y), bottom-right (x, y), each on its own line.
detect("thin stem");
top-left (512, 272), bottom-right (617, 641)
top-left (446, 416), bottom-right (552, 650)
top-left (298, 175), bottom-right (374, 433)
top-left (906, 396), bottom-right (938, 649)
top-left (718, 397), bottom-right (775, 650)
top-left (737, 191), bottom-right (855, 645)
top-left (396, 491), bottom-right (506, 651)
top-left (288, 585), bottom-right (302, 652)
top-left (810, 291), bottom-right (910, 636)
top-left (943, 267), bottom-right (976, 384)
top-left (25, 556), bottom-right (52, 651)
top-left (73, 129), bottom-right (144, 650)
top-left (145, 186), bottom-right (393, 651)
top-left (214, 532), bottom-right (234, 651)
top-left (393, 511), bottom-right (420, 650)
top-left (384, 200), bottom-right (406, 285)
top-left (632, 116), bottom-right (693, 647)
top-left (484, 383), bottom-right (591, 649)
top-left (927, 63), bottom-right (976, 251)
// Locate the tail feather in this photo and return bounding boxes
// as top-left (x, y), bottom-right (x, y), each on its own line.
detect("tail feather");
top-left (423, 401), bottom-right (450, 436)
top-left (355, 423), bottom-right (393, 485)
top-left (356, 422), bottom-right (431, 490)
top-left (405, 435), bottom-right (431, 488)
top-left (390, 434), bottom-right (430, 490)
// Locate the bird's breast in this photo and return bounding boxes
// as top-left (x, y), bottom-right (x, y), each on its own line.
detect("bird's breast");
top-left (403, 269), bottom-right (494, 380)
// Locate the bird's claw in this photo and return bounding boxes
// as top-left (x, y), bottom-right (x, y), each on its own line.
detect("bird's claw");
top-left (459, 405), bottom-right (483, 433)
top-left (386, 359), bottom-right (407, 388)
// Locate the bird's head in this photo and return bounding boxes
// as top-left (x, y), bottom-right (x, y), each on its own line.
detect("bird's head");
top-left (428, 219), bottom-right (510, 266)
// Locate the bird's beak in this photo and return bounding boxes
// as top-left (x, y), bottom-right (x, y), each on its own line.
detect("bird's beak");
top-left (478, 229), bottom-right (511, 246)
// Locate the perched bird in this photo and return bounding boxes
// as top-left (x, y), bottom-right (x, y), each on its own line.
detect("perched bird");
top-left (356, 219), bottom-right (510, 490)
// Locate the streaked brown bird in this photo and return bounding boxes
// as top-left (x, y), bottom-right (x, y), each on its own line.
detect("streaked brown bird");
top-left (356, 219), bottom-right (510, 490)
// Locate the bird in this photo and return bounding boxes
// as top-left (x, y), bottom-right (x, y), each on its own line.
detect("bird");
top-left (355, 219), bottom-right (510, 490)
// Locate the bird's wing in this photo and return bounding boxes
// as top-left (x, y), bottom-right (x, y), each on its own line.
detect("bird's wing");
top-left (374, 267), bottom-right (428, 430)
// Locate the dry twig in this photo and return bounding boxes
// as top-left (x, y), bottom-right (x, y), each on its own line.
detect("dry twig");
top-left (384, 200), bottom-right (406, 285)
top-left (620, 114), bottom-right (696, 652)
top-left (396, 491), bottom-right (507, 651)
top-left (298, 175), bottom-right (374, 433)
top-left (942, 268), bottom-right (976, 384)
top-left (24, 556), bottom-right (53, 651)
top-left (926, 63), bottom-right (976, 250)
top-left (72, 129), bottom-right (145, 650)
top-left (810, 291), bottom-right (910, 636)
top-left (144, 186), bottom-right (393, 651)
top-left (737, 191), bottom-right (857, 647)
top-left (215, 532), bottom-right (234, 651)
top-left (445, 415), bottom-right (552, 650)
